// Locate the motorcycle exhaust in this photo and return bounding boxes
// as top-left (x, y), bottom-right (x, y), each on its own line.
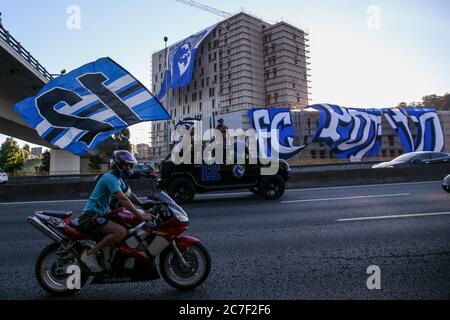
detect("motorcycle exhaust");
top-left (27, 216), bottom-right (64, 243)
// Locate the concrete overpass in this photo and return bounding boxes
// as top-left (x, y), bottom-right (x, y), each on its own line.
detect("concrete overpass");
top-left (0, 23), bottom-right (53, 146)
top-left (0, 21), bottom-right (83, 174)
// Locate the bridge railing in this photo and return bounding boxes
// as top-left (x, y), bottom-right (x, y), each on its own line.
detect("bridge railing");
top-left (0, 23), bottom-right (53, 82)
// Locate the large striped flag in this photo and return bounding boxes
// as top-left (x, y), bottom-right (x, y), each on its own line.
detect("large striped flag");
top-left (306, 104), bottom-right (382, 162)
top-left (14, 57), bottom-right (170, 155)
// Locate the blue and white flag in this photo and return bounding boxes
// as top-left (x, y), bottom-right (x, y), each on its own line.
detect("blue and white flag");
top-left (15, 57), bottom-right (170, 156)
top-left (382, 108), bottom-right (414, 153)
top-left (175, 118), bottom-right (197, 130)
top-left (307, 104), bottom-right (382, 162)
top-left (403, 108), bottom-right (444, 152)
top-left (157, 24), bottom-right (217, 99)
top-left (248, 108), bottom-right (306, 160)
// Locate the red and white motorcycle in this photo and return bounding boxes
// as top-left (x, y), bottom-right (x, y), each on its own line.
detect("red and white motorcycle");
top-left (28, 191), bottom-right (211, 296)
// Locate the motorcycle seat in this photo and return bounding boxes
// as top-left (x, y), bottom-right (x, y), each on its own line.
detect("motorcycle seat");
top-left (41, 210), bottom-right (73, 218)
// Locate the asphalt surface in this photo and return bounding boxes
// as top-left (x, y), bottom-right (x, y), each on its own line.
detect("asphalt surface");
top-left (0, 180), bottom-right (449, 300)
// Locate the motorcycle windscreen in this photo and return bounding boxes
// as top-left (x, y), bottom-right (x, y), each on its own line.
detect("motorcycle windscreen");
top-left (154, 191), bottom-right (189, 222)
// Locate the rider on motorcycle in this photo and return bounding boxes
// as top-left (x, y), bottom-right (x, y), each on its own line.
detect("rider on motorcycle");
top-left (80, 150), bottom-right (155, 272)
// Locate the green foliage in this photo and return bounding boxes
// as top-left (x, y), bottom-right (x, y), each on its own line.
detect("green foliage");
top-left (21, 158), bottom-right (42, 175)
top-left (400, 93), bottom-right (450, 110)
top-left (112, 128), bottom-right (132, 151)
top-left (0, 138), bottom-right (29, 173)
top-left (88, 155), bottom-right (103, 171)
top-left (23, 144), bottom-right (31, 154)
top-left (422, 93), bottom-right (450, 110)
top-left (41, 150), bottom-right (50, 173)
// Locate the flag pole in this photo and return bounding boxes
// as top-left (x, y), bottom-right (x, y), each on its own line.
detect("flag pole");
top-left (164, 36), bottom-right (170, 156)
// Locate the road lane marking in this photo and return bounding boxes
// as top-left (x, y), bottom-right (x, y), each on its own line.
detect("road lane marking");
top-left (281, 193), bottom-right (411, 204)
top-left (197, 181), bottom-right (439, 198)
top-left (197, 192), bottom-right (250, 197)
top-left (337, 211), bottom-right (450, 222)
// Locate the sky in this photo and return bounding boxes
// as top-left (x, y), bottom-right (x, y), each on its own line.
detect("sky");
top-left (0, 0), bottom-right (449, 148)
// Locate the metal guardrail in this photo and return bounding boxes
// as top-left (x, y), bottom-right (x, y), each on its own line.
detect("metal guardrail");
top-left (0, 22), bottom-right (53, 81)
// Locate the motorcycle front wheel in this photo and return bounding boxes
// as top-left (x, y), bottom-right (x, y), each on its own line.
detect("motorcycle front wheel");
top-left (35, 243), bottom-right (88, 296)
top-left (160, 242), bottom-right (211, 290)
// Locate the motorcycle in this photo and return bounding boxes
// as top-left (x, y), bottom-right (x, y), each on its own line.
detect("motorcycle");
top-left (28, 191), bottom-right (211, 296)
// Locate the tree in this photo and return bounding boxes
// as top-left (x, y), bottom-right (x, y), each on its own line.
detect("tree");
top-left (41, 150), bottom-right (51, 173)
top-left (22, 144), bottom-right (31, 161)
top-left (422, 93), bottom-right (450, 110)
top-left (112, 128), bottom-right (132, 151)
top-left (23, 144), bottom-right (31, 154)
top-left (88, 155), bottom-right (103, 171)
top-left (397, 93), bottom-right (450, 110)
top-left (0, 138), bottom-right (28, 173)
top-left (444, 93), bottom-right (450, 109)
top-left (422, 94), bottom-right (443, 109)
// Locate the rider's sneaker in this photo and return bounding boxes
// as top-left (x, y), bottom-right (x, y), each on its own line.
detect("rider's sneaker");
top-left (81, 250), bottom-right (103, 273)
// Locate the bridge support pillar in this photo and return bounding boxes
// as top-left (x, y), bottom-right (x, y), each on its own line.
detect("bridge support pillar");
top-left (49, 149), bottom-right (80, 175)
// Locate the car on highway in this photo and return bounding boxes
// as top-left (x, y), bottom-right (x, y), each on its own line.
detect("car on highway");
top-left (442, 174), bottom-right (450, 193)
top-left (0, 169), bottom-right (8, 184)
top-left (372, 151), bottom-right (450, 169)
top-left (94, 163), bottom-right (157, 183)
top-left (157, 155), bottom-right (291, 204)
top-left (127, 163), bottom-right (157, 180)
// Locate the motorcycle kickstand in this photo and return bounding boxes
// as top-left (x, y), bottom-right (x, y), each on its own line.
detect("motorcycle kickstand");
top-left (171, 241), bottom-right (189, 267)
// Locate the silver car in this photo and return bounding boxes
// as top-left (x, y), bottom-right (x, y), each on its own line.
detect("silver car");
top-left (372, 152), bottom-right (450, 169)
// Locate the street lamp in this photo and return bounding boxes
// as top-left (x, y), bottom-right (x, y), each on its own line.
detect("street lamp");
top-left (50, 69), bottom-right (66, 77)
top-left (164, 36), bottom-right (170, 155)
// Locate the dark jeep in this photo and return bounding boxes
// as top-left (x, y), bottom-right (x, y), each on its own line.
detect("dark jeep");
top-left (157, 153), bottom-right (290, 204)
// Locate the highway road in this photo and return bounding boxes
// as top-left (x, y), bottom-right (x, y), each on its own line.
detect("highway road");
top-left (0, 180), bottom-right (449, 299)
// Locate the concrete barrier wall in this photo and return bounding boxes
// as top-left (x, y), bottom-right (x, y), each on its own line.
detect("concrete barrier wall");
top-left (287, 164), bottom-right (450, 189)
top-left (8, 174), bottom-right (99, 185)
top-left (1, 165), bottom-right (449, 202)
top-left (0, 179), bottom-right (158, 202)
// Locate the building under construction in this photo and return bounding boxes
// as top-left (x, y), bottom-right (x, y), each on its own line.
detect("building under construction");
top-left (147, 8), bottom-right (450, 164)
top-left (149, 12), bottom-right (311, 161)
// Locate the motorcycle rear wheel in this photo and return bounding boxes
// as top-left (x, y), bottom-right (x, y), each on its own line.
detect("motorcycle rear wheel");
top-left (35, 243), bottom-right (88, 296)
top-left (160, 242), bottom-right (211, 290)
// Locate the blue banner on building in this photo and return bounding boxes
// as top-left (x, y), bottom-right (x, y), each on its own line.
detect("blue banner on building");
top-left (382, 108), bottom-right (414, 153)
top-left (15, 57), bottom-right (170, 156)
top-left (248, 108), bottom-right (306, 160)
top-left (157, 24), bottom-right (217, 99)
top-left (402, 108), bottom-right (444, 152)
top-left (307, 104), bottom-right (382, 162)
